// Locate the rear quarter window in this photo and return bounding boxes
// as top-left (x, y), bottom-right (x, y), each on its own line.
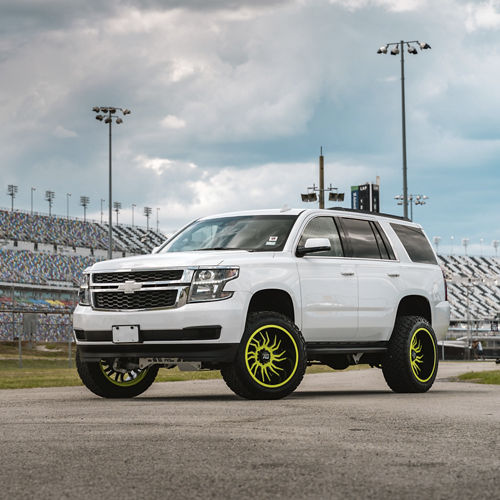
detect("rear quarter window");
top-left (390, 223), bottom-right (437, 265)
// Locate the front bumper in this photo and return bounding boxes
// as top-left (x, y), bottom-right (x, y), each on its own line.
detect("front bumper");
top-left (73, 292), bottom-right (250, 360)
top-left (77, 342), bottom-right (239, 363)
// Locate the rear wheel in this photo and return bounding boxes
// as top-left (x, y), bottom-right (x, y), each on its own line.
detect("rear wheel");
top-left (76, 348), bottom-right (158, 398)
top-left (221, 312), bottom-right (307, 400)
top-left (382, 315), bottom-right (438, 393)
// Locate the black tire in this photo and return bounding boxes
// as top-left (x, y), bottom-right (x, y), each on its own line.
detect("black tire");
top-left (382, 315), bottom-right (438, 393)
top-left (221, 312), bottom-right (307, 400)
top-left (76, 348), bottom-right (159, 398)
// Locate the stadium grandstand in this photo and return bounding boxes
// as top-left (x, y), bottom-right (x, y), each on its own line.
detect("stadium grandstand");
top-left (0, 208), bottom-right (166, 341)
top-left (438, 255), bottom-right (500, 324)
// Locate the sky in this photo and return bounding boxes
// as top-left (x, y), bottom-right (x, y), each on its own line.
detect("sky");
top-left (1, 0), bottom-right (499, 256)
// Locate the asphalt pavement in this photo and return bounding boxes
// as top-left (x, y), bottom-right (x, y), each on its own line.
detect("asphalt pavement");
top-left (0, 361), bottom-right (499, 499)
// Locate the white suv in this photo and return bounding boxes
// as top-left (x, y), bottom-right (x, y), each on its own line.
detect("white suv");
top-left (74, 208), bottom-right (450, 399)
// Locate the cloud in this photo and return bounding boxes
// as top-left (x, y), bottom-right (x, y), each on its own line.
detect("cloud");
top-left (53, 125), bottom-right (77, 138)
top-left (465, 1), bottom-right (500, 32)
top-left (328, 0), bottom-right (427, 12)
top-left (0, 0), bottom-right (499, 248)
top-left (160, 114), bottom-right (186, 129)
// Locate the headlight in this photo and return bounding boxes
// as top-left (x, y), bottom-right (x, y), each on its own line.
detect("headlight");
top-left (188, 267), bottom-right (239, 303)
top-left (78, 274), bottom-right (90, 306)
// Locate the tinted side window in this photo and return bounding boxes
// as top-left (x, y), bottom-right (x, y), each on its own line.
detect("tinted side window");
top-left (298, 217), bottom-right (343, 257)
top-left (340, 218), bottom-right (381, 259)
top-left (390, 223), bottom-right (437, 265)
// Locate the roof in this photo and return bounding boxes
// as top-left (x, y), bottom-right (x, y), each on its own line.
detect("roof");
top-left (199, 208), bottom-right (418, 225)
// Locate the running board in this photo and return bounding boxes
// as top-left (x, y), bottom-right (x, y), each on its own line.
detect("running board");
top-left (306, 342), bottom-right (388, 356)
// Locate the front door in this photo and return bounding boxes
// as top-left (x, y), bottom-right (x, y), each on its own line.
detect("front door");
top-left (296, 216), bottom-right (358, 342)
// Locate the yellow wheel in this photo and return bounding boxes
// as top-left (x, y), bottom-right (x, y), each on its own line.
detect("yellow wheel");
top-left (99, 360), bottom-right (149, 387)
top-left (245, 325), bottom-right (299, 388)
top-left (383, 315), bottom-right (438, 393)
top-left (222, 312), bottom-right (307, 399)
top-left (409, 328), bottom-right (437, 383)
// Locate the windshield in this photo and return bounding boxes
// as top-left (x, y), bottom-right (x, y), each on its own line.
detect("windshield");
top-left (162, 215), bottom-right (298, 252)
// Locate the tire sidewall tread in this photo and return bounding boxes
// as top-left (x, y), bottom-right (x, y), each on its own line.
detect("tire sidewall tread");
top-left (221, 311), bottom-right (307, 400)
top-left (76, 347), bottom-right (158, 398)
top-left (382, 315), bottom-right (438, 393)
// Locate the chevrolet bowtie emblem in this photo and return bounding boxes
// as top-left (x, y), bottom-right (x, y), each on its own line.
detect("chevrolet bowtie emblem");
top-left (117, 280), bottom-right (143, 294)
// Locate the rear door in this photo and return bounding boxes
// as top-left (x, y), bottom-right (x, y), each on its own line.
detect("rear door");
top-left (337, 216), bottom-right (402, 342)
top-left (296, 216), bottom-right (358, 341)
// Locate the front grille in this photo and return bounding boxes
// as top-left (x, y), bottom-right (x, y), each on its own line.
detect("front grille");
top-left (93, 270), bottom-right (184, 284)
top-left (94, 289), bottom-right (178, 310)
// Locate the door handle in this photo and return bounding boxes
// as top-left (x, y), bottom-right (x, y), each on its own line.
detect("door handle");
top-left (341, 271), bottom-right (355, 276)
top-left (387, 273), bottom-right (400, 278)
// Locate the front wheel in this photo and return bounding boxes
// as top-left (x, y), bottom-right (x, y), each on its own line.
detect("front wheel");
top-left (221, 312), bottom-right (307, 400)
top-left (382, 315), bottom-right (438, 393)
top-left (76, 348), bottom-right (158, 398)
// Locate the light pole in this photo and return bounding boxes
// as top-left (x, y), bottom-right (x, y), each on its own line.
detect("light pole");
top-left (433, 236), bottom-right (441, 254)
top-left (80, 196), bottom-right (90, 222)
top-left (30, 187), bottom-right (36, 215)
top-left (45, 190), bottom-right (55, 216)
top-left (156, 207), bottom-right (160, 233)
top-left (377, 40), bottom-right (431, 219)
top-left (144, 206), bottom-right (152, 231)
top-left (300, 148), bottom-right (344, 208)
top-left (394, 193), bottom-right (428, 221)
top-left (66, 193), bottom-right (71, 219)
top-left (7, 185), bottom-right (18, 212)
top-left (462, 238), bottom-right (469, 256)
top-left (100, 198), bottom-right (105, 224)
top-left (92, 106), bottom-right (131, 260)
top-left (113, 201), bottom-right (122, 225)
top-left (132, 204), bottom-right (136, 227)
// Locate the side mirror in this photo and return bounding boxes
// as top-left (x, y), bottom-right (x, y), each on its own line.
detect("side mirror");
top-left (296, 237), bottom-right (331, 257)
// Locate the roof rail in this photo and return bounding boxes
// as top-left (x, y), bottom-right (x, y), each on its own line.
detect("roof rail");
top-left (326, 207), bottom-right (411, 222)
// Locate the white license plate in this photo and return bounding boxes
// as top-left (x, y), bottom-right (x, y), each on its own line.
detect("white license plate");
top-left (112, 325), bottom-right (140, 343)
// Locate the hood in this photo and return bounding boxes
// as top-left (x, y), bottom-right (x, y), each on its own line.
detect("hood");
top-left (89, 250), bottom-right (257, 272)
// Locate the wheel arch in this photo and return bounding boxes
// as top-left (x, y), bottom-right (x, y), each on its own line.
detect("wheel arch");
top-left (247, 288), bottom-right (296, 324)
top-left (396, 294), bottom-right (432, 324)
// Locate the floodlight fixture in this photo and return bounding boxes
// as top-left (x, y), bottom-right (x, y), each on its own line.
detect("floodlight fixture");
top-left (377, 45), bottom-right (388, 54)
top-left (329, 192), bottom-right (345, 202)
top-left (408, 46), bottom-right (418, 55)
top-left (109, 108), bottom-right (116, 114)
top-left (301, 192), bottom-right (317, 203)
top-left (390, 46), bottom-right (399, 55)
top-left (419, 42), bottom-right (431, 50)
top-left (96, 115), bottom-right (103, 121)
top-left (123, 109), bottom-right (131, 115)
top-left (116, 118), bottom-right (123, 124)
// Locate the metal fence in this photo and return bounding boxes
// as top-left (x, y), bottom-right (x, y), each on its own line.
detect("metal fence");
top-left (0, 308), bottom-right (74, 367)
